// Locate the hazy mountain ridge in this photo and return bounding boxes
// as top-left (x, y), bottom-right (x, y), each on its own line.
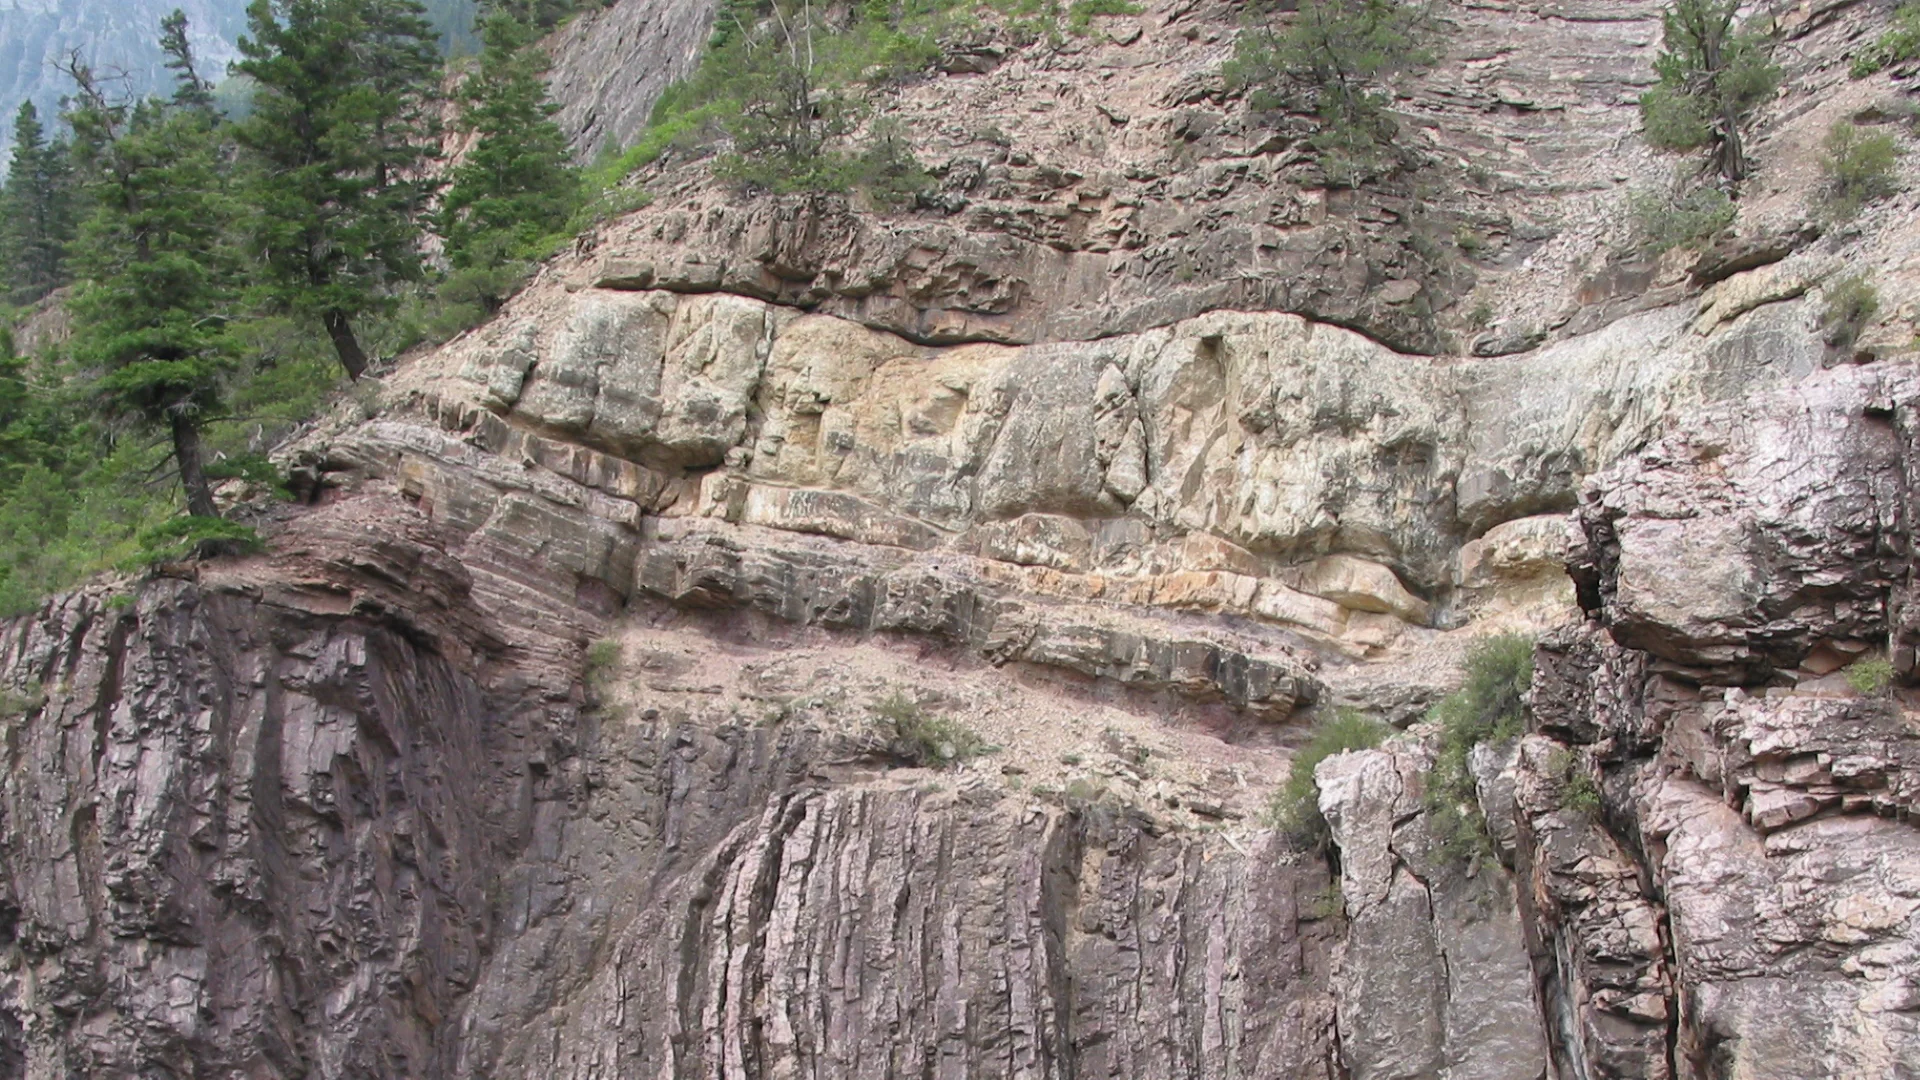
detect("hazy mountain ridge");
top-left (0, 0), bottom-right (476, 166)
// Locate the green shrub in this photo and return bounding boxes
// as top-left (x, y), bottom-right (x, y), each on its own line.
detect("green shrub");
top-left (0, 680), bottom-right (43, 718)
top-left (1845, 654), bottom-right (1895, 696)
top-left (1063, 777), bottom-right (1108, 803)
top-left (872, 693), bottom-right (988, 767)
top-left (204, 452), bottom-right (289, 497)
top-left (1817, 120), bottom-right (1903, 223)
top-left (128, 516), bottom-right (263, 566)
top-left (1424, 633), bottom-right (1534, 858)
top-left (609, 0), bottom-right (952, 199)
top-left (1628, 185), bottom-right (1735, 256)
top-left (1852, 2), bottom-right (1920, 78)
top-left (1269, 707), bottom-right (1392, 849)
top-left (1223, 0), bottom-right (1440, 185)
top-left (1639, 84), bottom-right (1712, 152)
top-left (584, 637), bottom-right (622, 682)
top-left (1820, 273), bottom-right (1881, 351)
top-left (1548, 747), bottom-right (1602, 818)
top-left (1066, 0), bottom-right (1141, 34)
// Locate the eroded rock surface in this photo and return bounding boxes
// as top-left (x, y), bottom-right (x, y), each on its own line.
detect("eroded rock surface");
top-left (3, 0), bottom-right (1920, 1076)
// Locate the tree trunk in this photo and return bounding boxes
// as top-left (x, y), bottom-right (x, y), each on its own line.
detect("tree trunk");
top-left (171, 411), bottom-right (218, 520)
top-left (323, 309), bottom-right (369, 381)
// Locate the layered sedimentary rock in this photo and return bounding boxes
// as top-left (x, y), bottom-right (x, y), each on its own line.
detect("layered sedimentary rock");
top-left (3, 0), bottom-right (1920, 1076)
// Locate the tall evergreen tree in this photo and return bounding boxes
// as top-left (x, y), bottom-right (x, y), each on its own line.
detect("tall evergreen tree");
top-left (439, 10), bottom-right (580, 312)
top-left (0, 102), bottom-right (76, 305)
top-left (66, 17), bottom-right (238, 520)
top-left (234, 0), bottom-right (444, 380)
top-left (160, 9), bottom-right (216, 111)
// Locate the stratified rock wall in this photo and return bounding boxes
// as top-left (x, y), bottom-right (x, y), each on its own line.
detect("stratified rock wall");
top-left (3, 0), bottom-right (1919, 1076)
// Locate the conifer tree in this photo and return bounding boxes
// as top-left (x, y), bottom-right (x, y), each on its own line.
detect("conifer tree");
top-left (1639, 0), bottom-right (1779, 181)
top-left (66, 16), bottom-right (238, 521)
top-left (0, 102), bottom-right (76, 305)
top-left (1224, 0), bottom-right (1436, 185)
top-left (160, 9), bottom-right (215, 111)
top-left (234, 0), bottom-right (444, 379)
top-left (439, 10), bottom-right (581, 313)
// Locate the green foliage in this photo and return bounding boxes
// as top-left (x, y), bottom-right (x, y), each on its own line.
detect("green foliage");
top-left (1424, 634), bottom-right (1534, 859)
top-left (203, 452), bottom-right (288, 494)
top-left (439, 11), bottom-right (583, 313)
top-left (129, 515), bottom-right (264, 565)
top-left (1852, 2), bottom-right (1920, 78)
top-left (1628, 184), bottom-right (1735, 255)
top-left (1816, 120), bottom-right (1903, 223)
top-left (1639, 0), bottom-right (1780, 180)
top-left (0, 350), bottom-right (162, 616)
top-left (0, 102), bottom-right (77, 305)
top-left (872, 693), bottom-right (988, 767)
top-left (1224, 0), bottom-right (1438, 185)
top-left (1269, 708), bottom-right (1391, 849)
top-left (584, 637), bottom-right (622, 681)
top-left (1845, 654), bottom-right (1895, 696)
top-left (1638, 84), bottom-right (1712, 152)
top-left (1547, 747), bottom-right (1601, 818)
top-left (604, 0), bottom-right (949, 201)
top-left (0, 11), bottom-right (353, 617)
top-left (235, 0), bottom-right (447, 379)
top-left (0, 680), bottom-right (45, 718)
top-left (1820, 272), bottom-right (1880, 351)
top-left (1066, 0), bottom-right (1141, 35)
top-left (479, 0), bottom-right (581, 30)
top-left (67, 58), bottom-right (239, 521)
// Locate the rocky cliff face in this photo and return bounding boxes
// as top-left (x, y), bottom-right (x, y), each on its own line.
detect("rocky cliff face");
top-left (2, 0), bottom-right (1919, 1076)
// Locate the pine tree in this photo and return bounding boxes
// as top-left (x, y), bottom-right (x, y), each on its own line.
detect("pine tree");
top-left (234, 0), bottom-right (444, 380)
top-left (1639, 0), bottom-right (1779, 181)
top-left (160, 9), bottom-right (215, 111)
top-left (66, 21), bottom-right (238, 521)
top-left (0, 101), bottom-right (76, 305)
top-left (439, 10), bottom-right (581, 312)
top-left (1224, 0), bottom-right (1436, 185)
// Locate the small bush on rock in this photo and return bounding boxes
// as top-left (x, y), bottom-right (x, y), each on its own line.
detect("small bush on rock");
top-left (1224, 0), bottom-right (1440, 185)
top-left (1270, 707), bottom-right (1392, 849)
top-left (1425, 633), bottom-right (1534, 858)
top-left (1066, 0), bottom-right (1141, 35)
top-left (1820, 273), bottom-right (1881, 352)
top-left (1852, 2), bottom-right (1920, 78)
top-left (1845, 654), bottom-right (1895, 696)
top-left (873, 693), bottom-right (987, 767)
top-left (0, 680), bottom-right (43, 718)
top-left (1548, 746), bottom-right (1602, 818)
top-left (584, 637), bottom-right (622, 688)
top-left (1628, 185), bottom-right (1735, 256)
top-left (1816, 120), bottom-right (1903, 223)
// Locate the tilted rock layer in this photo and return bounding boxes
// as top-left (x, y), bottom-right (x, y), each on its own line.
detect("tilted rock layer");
top-left (3, 0), bottom-right (1920, 1076)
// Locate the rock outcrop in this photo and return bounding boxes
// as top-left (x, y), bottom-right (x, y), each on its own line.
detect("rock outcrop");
top-left (3, 0), bottom-right (1920, 1076)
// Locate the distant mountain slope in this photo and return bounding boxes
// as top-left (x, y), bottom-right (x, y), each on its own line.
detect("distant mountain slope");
top-left (0, 0), bottom-right (476, 166)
